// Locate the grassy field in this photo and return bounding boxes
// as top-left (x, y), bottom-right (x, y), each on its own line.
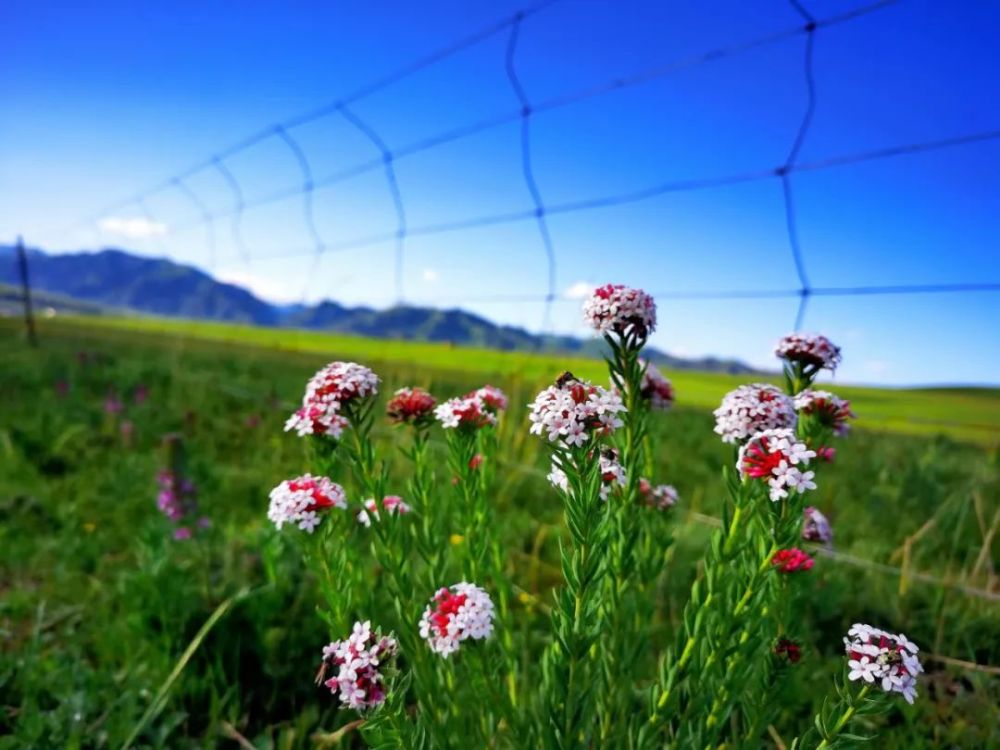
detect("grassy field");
top-left (1, 316), bottom-right (998, 748)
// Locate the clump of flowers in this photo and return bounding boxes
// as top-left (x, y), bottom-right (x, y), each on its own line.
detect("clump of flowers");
top-left (640, 360), bottom-right (674, 410)
top-left (357, 495), bottom-right (412, 527)
top-left (844, 624), bottom-right (923, 704)
top-left (528, 371), bottom-right (626, 447)
top-left (285, 361), bottom-right (380, 438)
top-left (794, 389), bottom-right (855, 436)
top-left (104, 392), bottom-right (124, 415)
top-left (638, 478), bottom-right (679, 510)
top-left (318, 620), bottom-right (398, 711)
top-left (268, 474), bottom-right (347, 533)
top-left (775, 333), bottom-right (842, 372)
top-left (802, 506), bottom-right (834, 546)
top-left (771, 547), bottom-right (814, 573)
top-left (816, 446), bottom-right (837, 462)
top-left (548, 448), bottom-right (626, 500)
top-left (419, 582), bottom-right (495, 657)
top-left (583, 283), bottom-right (657, 338)
top-left (713, 384), bottom-right (797, 443)
top-left (737, 428), bottom-right (817, 501)
top-left (386, 386), bottom-right (437, 427)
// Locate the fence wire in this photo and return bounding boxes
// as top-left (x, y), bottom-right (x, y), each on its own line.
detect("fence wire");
top-left (65, 0), bottom-right (1000, 330)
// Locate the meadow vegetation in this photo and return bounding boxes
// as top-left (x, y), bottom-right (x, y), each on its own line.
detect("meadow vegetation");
top-left (0, 314), bottom-right (997, 748)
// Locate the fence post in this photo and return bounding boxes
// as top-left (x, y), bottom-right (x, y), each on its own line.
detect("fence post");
top-left (16, 235), bottom-right (38, 347)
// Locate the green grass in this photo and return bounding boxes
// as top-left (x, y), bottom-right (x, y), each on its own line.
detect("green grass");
top-left (0, 316), bottom-right (998, 748)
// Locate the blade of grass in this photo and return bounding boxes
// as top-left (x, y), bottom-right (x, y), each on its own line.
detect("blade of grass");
top-left (120, 587), bottom-right (251, 750)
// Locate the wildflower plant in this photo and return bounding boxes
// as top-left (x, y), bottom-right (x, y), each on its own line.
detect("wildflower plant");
top-left (264, 310), bottom-right (919, 748)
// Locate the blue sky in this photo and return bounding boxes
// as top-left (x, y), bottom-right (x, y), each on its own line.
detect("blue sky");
top-left (2, 0), bottom-right (998, 385)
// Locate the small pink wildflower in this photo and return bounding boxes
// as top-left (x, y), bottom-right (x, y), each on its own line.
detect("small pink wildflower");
top-left (771, 548), bottom-right (814, 573)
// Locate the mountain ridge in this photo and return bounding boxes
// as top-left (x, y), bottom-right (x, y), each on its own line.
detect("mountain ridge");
top-left (0, 245), bottom-right (759, 374)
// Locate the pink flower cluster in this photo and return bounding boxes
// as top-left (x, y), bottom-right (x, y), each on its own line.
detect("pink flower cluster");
top-left (529, 372), bottom-right (626, 447)
top-left (713, 384), bottom-right (797, 443)
top-left (640, 361), bottom-right (675, 411)
top-left (775, 333), bottom-right (842, 372)
top-left (845, 624), bottom-right (923, 703)
top-left (386, 387), bottom-right (437, 426)
top-left (268, 474), bottom-right (347, 533)
top-left (638, 478), bottom-right (679, 510)
top-left (434, 385), bottom-right (507, 430)
top-left (802, 506), bottom-right (834, 546)
top-left (419, 582), bottom-right (495, 657)
top-left (547, 448), bottom-right (626, 501)
top-left (737, 428), bottom-right (817, 502)
top-left (583, 284), bottom-right (657, 338)
top-left (771, 547), bottom-right (814, 573)
top-left (319, 621), bottom-right (398, 711)
top-left (285, 362), bottom-right (380, 439)
top-left (794, 389), bottom-right (855, 436)
top-left (357, 495), bottom-right (412, 527)
top-left (156, 470), bottom-right (208, 540)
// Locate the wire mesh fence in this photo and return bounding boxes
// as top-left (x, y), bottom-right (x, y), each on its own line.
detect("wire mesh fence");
top-left (38, 0), bottom-right (997, 334)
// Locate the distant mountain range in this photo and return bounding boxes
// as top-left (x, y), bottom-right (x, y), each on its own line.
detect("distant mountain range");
top-left (0, 245), bottom-right (758, 374)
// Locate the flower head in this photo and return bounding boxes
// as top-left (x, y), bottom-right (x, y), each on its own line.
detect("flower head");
top-left (435, 396), bottom-right (495, 430)
top-left (737, 428), bottom-right (817, 502)
top-left (419, 582), bottom-right (495, 657)
top-left (357, 495), bottom-right (413, 527)
top-left (285, 362), bottom-right (379, 438)
top-left (802, 506), bottom-right (834, 546)
top-left (774, 638), bottom-right (802, 663)
top-left (771, 547), bottom-right (814, 573)
top-left (268, 474), bottom-right (347, 533)
top-left (776, 333), bottom-right (842, 372)
top-left (386, 387), bottom-right (437, 426)
top-left (548, 448), bottom-right (626, 501)
top-left (529, 372), bottom-right (626, 447)
top-left (640, 361), bottom-right (674, 411)
top-left (319, 620), bottom-right (398, 711)
top-left (469, 385), bottom-right (508, 413)
top-left (713, 384), bottom-right (797, 443)
top-left (638, 478), bottom-right (679, 510)
top-left (794, 389), bottom-right (855, 436)
top-left (583, 284), bottom-right (657, 338)
top-left (844, 624), bottom-right (923, 703)
top-left (156, 468), bottom-right (202, 534)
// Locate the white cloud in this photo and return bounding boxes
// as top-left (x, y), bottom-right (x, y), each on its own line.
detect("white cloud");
top-left (864, 360), bottom-right (890, 375)
top-left (563, 281), bottom-right (595, 299)
top-left (97, 216), bottom-right (168, 239)
top-left (216, 268), bottom-right (299, 304)
top-left (421, 268), bottom-right (439, 283)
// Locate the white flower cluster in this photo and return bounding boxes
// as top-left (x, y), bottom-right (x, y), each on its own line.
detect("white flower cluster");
top-left (639, 478), bottom-right (679, 510)
top-left (583, 283), bottom-right (657, 336)
top-left (794, 389), bottom-right (854, 436)
top-left (737, 428), bottom-right (817, 502)
top-left (802, 505), bottom-right (833, 545)
top-left (775, 333), bottom-right (842, 372)
top-left (713, 384), bottom-right (797, 443)
top-left (284, 361), bottom-right (380, 438)
top-left (547, 448), bottom-right (626, 501)
top-left (357, 495), bottom-right (412, 527)
top-left (844, 623), bottom-right (923, 704)
top-left (268, 474), bottom-right (347, 533)
top-left (320, 620), bottom-right (398, 711)
top-left (472, 385), bottom-right (508, 413)
top-left (419, 582), bottom-right (495, 657)
top-left (529, 374), bottom-right (626, 447)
